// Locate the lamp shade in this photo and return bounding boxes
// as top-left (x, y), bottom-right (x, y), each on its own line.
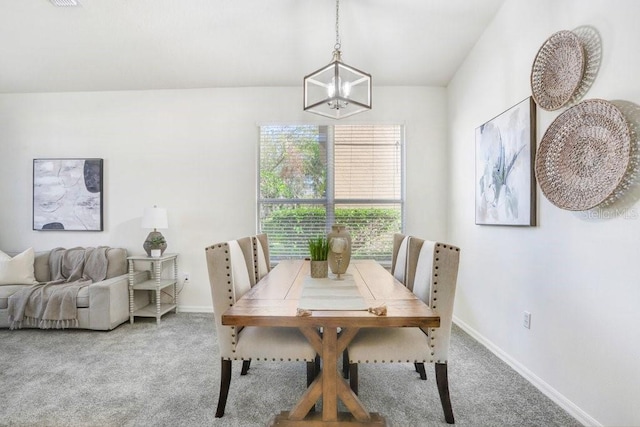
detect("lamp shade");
top-left (141, 206), bottom-right (168, 229)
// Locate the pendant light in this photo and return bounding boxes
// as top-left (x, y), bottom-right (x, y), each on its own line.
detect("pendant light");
top-left (303, 0), bottom-right (372, 119)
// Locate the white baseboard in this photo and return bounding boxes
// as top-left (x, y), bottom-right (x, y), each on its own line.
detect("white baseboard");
top-left (178, 305), bottom-right (213, 313)
top-left (453, 316), bottom-right (600, 427)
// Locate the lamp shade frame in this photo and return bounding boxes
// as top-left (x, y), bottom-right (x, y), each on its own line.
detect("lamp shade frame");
top-left (304, 59), bottom-right (372, 120)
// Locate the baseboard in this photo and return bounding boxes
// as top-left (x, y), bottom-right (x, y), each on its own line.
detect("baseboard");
top-left (177, 305), bottom-right (213, 313)
top-left (453, 316), bottom-right (600, 427)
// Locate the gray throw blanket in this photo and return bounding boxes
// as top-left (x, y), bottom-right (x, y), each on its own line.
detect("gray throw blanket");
top-left (8, 247), bottom-right (110, 329)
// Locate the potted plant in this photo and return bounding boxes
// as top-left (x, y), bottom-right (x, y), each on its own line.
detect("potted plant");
top-left (148, 235), bottom-right (166, 257)
top-left (308, 236), bottom-right (329, 278)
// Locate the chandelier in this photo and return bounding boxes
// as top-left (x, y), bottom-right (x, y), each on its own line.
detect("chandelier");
top-left (303, 0), bottom-right (372, 119)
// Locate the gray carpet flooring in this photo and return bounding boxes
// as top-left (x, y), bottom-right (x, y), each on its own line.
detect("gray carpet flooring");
top-left (0, 313), bottom-right (581, 427)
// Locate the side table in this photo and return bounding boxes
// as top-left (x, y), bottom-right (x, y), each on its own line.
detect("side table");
top-left (127, 253), bottom-right (178, 325)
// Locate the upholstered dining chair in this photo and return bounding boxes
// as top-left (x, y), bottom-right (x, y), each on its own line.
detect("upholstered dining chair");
top-left (253, 233), bottom-right (270, 282)
top-left (342, 232), bottom-right (413, 379)
top-left (346, 237), bottom-right (460, 424)
top-left (391, 233), bottom-right (411, 284)
top-left (233, 235), bottom-right (268, 287)
top-left (205, 238), bottom-right (317, 418)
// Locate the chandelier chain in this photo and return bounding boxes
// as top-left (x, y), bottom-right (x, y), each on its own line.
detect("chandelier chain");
top-left (334, 0), bottom-right (341, 51)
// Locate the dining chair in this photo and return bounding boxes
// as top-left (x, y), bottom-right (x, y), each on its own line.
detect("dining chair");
top-left (391, 233), bottom-right (411, 284)
top-left (346, 237), bottom-right (460, 424)
top-left (240, 234), bottom-right (271, 375)
top-left (232, 233), bottom-right (270, 284)
top-left (205, 239), bottom-right (317, 418)
top-left (253, 233), bottom-right (270, 282)
top-left (342, 232), bottom-right (412, 379)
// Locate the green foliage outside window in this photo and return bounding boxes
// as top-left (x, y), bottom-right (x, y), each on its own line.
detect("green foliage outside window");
top-left (262, 206), bottom-right (400, 260)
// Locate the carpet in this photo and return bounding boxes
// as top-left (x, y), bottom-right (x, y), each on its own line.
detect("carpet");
top-left (0, 313), bottom-right (581, 427)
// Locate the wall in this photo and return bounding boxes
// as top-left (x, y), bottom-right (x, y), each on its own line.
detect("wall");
top-left (0, 85), bottom-right (448, 311)
top-left (447, 0), bottom-right (640, 425)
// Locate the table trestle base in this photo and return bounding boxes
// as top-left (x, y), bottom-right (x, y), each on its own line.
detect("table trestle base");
top-left (268, 411), bottom-right (387, 427)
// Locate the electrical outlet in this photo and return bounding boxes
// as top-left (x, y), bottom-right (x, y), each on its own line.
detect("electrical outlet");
top-left (523, 311), bottom-right (531, 329)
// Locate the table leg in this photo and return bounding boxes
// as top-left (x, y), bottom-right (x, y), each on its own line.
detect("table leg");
top-left (322, 327), bottom-right (339, 421)
top-left (128, 260), bottom-right (135, 324)
top-left (154, 260), bottom-right (161, 325)
top-left (156, 287), bottom-right (161, 325)
top-left (276, 326), bottom-right (380, 426)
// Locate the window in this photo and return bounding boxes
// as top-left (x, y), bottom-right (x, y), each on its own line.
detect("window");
top-left (258, 124), bottom-right (404, 261)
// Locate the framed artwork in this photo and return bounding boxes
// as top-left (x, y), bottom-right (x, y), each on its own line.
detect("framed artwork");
top-left (33, 158), bottom-right (104, 231)
top-left (475, 97), bottom-right (536, 226)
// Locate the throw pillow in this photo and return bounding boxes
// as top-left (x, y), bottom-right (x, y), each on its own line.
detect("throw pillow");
top-left (0, 248), bottom-right (38, 286)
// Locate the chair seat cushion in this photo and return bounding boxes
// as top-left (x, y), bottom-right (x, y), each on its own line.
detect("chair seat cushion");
top-left (348, 327), bottom-right (431, 363)
top-left (234, 326), bottom-right (316, 361)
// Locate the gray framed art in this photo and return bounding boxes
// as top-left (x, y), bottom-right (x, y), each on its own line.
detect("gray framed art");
top-left (475, 97), bottom-right (536, 226)
top-left (33, 158), bottom-right (104, 231)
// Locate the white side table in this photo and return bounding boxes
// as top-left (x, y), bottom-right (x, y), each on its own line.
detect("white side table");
top-left (127, 253), bottom-right (178, 325)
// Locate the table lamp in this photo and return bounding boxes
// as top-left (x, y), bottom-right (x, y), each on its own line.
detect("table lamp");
top-left (142, 205), bottom-right (168, 256)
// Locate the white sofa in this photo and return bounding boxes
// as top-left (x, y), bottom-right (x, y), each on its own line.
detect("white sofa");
top-left (0, 247), bottom-right (147, 330)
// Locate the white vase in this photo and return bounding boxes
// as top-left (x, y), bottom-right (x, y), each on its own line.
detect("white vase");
top-left (328, 224), bottom-right (351, 274)
top-left (151, 249), bottom-right (161, 257)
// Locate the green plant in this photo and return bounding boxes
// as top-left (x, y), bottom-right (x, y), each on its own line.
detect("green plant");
top-left (308, 236), bottom-right (329, 261)
top-left (148, 235), bottom-right (166, 249)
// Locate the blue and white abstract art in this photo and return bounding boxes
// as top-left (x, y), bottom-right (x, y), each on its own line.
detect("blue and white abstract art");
top-left (475, 98), bottom-right (536, 226)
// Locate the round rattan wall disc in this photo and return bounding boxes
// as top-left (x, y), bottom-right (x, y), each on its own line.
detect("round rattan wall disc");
top-left (535, 99), bottom-right (631, 211)
top-left (531, 30), bottom-right (585, 111)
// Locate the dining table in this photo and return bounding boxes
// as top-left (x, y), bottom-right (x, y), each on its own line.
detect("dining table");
top-left (221, 259), bottom-right (440, 426)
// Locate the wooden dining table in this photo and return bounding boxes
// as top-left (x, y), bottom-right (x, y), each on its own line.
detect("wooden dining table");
top-left (221, 259), bottom-right (440, 426)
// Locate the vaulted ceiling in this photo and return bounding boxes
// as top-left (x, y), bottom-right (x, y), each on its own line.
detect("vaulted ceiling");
top-left (0, 0), bottom-right (505, 93)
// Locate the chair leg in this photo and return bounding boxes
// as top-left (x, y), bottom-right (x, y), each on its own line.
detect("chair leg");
top-left (216, 359), bottom-right (232, 418)
top-left (306, 361), bottom-right (317, 386)
top-left (342, 350), bottom-right (350, 379)
top-left (435, 362), bottom-right (455, 424)
top-left (349, 363), bottom-right (358, 395)
top-left (240, 360), bottom-right (251, 375)
top-left (306, 360), bottom-right (318, 413)
top-left (415, 362), bottom-right (427, 380)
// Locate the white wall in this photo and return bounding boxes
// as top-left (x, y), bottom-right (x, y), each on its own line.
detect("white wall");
top-left (0, 85), bottom-right (447, 311)
top-left (448, 0), bottom-right (640, 425)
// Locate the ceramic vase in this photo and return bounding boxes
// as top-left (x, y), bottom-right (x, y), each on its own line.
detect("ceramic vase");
top-left (328, 224), bottom-right (351, 274)
top-left (143, 231), bottom-right (167, 256)
top-left (310, 260), bottom-right (329, 278)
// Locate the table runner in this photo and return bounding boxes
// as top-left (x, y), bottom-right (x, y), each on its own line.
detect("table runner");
top-left (298, 275), bottom-right (368, 311)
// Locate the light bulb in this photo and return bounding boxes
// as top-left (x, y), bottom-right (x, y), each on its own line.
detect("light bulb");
top-left (342, 81), bottom-right (351, 98)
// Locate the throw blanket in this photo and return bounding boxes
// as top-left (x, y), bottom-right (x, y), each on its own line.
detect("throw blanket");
top-left (8, 247), bottom-right (110, 330)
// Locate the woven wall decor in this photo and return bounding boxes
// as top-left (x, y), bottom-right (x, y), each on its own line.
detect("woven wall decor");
top-left (531, 30), bottom-right (585, 111)
top-left (535, 99), bottom-right (631, 211)
top-left (567, 26), bottom-right (602, 106)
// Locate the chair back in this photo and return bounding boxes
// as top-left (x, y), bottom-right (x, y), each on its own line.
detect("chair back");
top-left (205, 239), bottom-right (254, 358)
top-left (409, 237), bottom-right (460, 363)
top-left (253, 233), bottom-right (270, 282)
top-left (391, 233), bottom-right (411, 284)
top-left (236, 236), bottom-right (256, 287)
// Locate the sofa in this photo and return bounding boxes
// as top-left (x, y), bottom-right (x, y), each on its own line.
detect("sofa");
top-left (0, 247), bottom-right (148, 330)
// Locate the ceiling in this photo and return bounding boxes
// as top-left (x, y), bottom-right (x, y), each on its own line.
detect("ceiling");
top-left (0, 0), bottom-right (505, 94)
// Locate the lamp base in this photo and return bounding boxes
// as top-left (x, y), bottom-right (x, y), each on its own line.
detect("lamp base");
top-left (143, 231), bottom-right (167, 257)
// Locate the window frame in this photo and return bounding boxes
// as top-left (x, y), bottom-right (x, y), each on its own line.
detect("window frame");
top-left (257, 123), bottom-right (406, 263)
